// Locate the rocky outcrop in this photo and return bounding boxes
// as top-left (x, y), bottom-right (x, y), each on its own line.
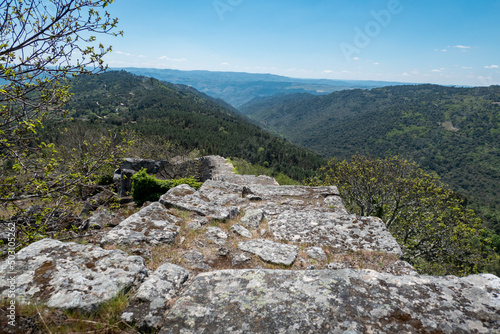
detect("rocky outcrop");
top-left (2, 156), bottom-right (499, 333)
top-left (101, 202), bottom-right (180, 246)
top-left (160, 184), bottom-right (239, 221)
top-left (238, 239), bottom-right (299, 266)
top-left (0, 238), bottom-right (146, 311)
top-left (122, 263), bottom-right (190, 331)
top-left (160, 269), bottom-right (500, 334)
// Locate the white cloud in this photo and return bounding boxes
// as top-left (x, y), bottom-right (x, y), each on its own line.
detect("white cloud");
top-left (221, 62), bottom-right (230, 66)
top-left (485, 65), bottom-right (499, 69)
top-left (402, 72), bottom-right (410, 77)
top-left (372, 62), bottom-right (380, 66)
top-left (462, 66), bottom-right (473, 70)
top-left (353, 57), bottom-right (360, 61)
top-left (323, 70), bottom-right (334, 73)
top-left (431, 68), bottom-right (445, 73)
top-left (115, 51), bottom-right (132, 56)
top-left (159, 56), bottom-right (187, 62)
top-left (454, 45), bottom-right (471, 49)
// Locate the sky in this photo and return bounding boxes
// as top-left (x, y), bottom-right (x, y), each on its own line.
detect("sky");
top-left (100, 0), bottom-right (500, 86)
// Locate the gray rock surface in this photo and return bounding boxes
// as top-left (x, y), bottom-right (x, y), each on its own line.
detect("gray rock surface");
top-left (230, 223), bottom-right (252, 238)
top-left (0, 238), bottom-right (146, 311)
top-left (238, 239), bottom-right (298, 266)
top-left (160, 184), bottom-right (239, 220)
top-left (240, 209), bottom-right (264, 229)
top-left (268, 210), bottom-right (402, 256)
top-left (101, 202), bottom-right (180, 245)
top-left (205, 226), bottom-right (228, 245)
top-left (122, 263), bottom-right (190, 330)
top-left (160, 269), bottom-right (500, 334)
top-left (306, 246), bottom-right (327, 261)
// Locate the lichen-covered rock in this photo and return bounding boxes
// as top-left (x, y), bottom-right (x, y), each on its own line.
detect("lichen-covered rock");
top-left (122, 263), bottom-right (190, 330)
top-left (0, 239), bottom-right (146, 311)
top-left (230, 223), bottom-right (252, 238)
top-left (160, 184), bottom-right (239, 220)
top-left (238, 239), bottom-right (298, 266)
top-left (101, 202), bottom-right (180, 246)
top-left (80, 207), bottom-right (123, 230)
top-left (205, 227), bottom-right (228, 245)
top-left (159, 269), bottom-right (500, 334)
top-left (268, 210), bottom-right (402, 256)
top-left (240, 209), bottom-right (264, 229)
top-left (231, 253), bottom-right (252, 266)
top-left (306, 246), bottom-right (327, 261)
top-left (183, 250), bottom-right (210, 270)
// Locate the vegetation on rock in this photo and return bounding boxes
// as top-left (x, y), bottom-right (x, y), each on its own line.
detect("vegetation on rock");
top-left (310, 155), bottom-right (500, 276)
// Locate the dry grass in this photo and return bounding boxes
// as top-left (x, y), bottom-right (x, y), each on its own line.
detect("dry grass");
top-left (0, 291), bottom-right (137, 334)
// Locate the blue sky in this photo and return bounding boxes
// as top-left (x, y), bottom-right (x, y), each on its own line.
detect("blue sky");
top-left (101, 0), bottom-right (500, 86)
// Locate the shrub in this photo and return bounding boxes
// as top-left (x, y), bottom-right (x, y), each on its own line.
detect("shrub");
top-left (131, 169), bottom-right (202, 205)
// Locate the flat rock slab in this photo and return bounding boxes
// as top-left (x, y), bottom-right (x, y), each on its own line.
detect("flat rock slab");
top-left (101, 202), bottom-right (180, 245)
top-left (0, 239), bottom-right (146, 311)
top-left (122, 263), bottom-right (190, 331)
top-left (160, 184), bottom-right (238, 220)
top-left (238, 239), bottom-right (298, 266)
top-left (268, 210), bottom-right (402, 256)
top-left (160, 269), bottom-right (500, 334)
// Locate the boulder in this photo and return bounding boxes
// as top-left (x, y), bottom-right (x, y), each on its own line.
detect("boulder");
top-left (230, 223), bottom-right (252, 239)
top-left (238, 239), bottom-right (298, 266)
top-left (101, 202), bottom-right (180, 246)
top-left (121, 263), bottom-right (190, 331)
top-left (268, 210), bottom-right (402, 256)
top-left (306, 246), bottom-right (327, 261)
top-left (240, 209), bottom-right (264, 229)
top-left (205, 227), bottom-right (228, 245)
top-left (160, 184), bottom-right (239, 221)
top-left (159, 269), bottom-right (500, 334)
top-left (0, 239), bottom-right (146, 311)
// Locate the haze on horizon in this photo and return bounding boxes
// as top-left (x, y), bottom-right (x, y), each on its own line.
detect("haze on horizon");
top-left (102, 0), bottom-right (500, 87)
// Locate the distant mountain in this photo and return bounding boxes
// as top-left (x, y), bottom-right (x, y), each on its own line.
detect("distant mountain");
top-left (59, 70), bottom-right (324, 180)
top-left (240, 84), bottom-right (500, 234)
top-left (113, 68), bottom-right (409, 107)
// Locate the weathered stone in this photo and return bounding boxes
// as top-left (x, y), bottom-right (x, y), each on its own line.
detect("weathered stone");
top-left (231, 253), bottom-right (252, 266)
top-left (0, 239), bottom-right (146, 311)
top-left (160, 269), bottom-right (500, 334)
top-left (217, 247), bottom-right (230, 257)
top-left (160, 184), bottom-right (239, 220)
top-left (122, 263), bottom-right (189, 330)
top-left (230, 223), bottom-right (252, 238)
top-left (205, 227), bottom-right (228, 245)
top-left (306, 246), bottom-right (327, 261)
top-left (238, 239), bottom-right (298, 266)
top-left (183, 250), bottom-right (210, 270)
top-left (240, 209), bottom-right (264, 229)
top-left (268, 210), bottom-right (402, 256)
top-left (80, 208), bottom-right (123, 230)
top-left (101, 202), bottom-right (180, 246)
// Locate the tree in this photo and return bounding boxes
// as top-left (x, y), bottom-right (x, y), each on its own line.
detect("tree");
top-left (0, 0), bottom-right (122, 246)
top-left (0, 0), bottom-right (121, 168)
top-left (310, 155), bottom-right (497, 276)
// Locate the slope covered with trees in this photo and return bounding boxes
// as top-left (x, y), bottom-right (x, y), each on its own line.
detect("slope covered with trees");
top-left (240, 85), bottom-right (500, 236)
top-left (60, 70), bottom-right (324, 181)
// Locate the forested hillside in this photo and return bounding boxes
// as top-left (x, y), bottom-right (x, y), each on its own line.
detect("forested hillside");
top-left (240, 85), bottom-right (500, 235)
top-left (58, 70), bottom-right (324, 180)
top-left (119, 68), bottom-right (407, 107)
